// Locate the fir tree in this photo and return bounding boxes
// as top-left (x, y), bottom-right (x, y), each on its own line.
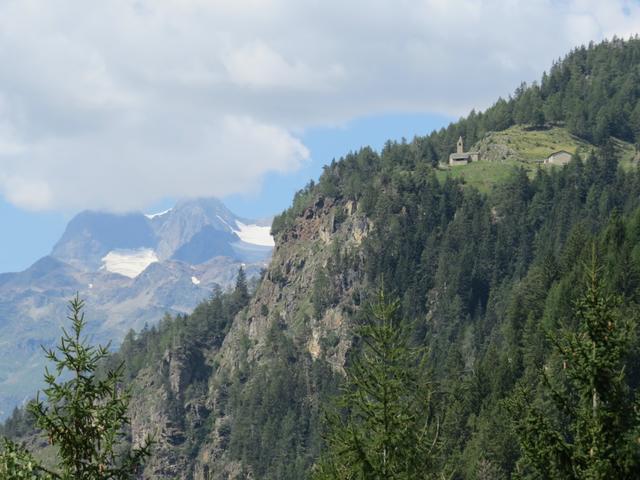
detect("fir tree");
top-left (510, 250), bottom-right (640, 479)
top-left (313, 291), bottom-right (440, 480)
top-left (231, 266), bottom-right (250, 311)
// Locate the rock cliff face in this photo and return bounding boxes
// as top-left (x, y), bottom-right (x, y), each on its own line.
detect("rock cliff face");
top-left (220, 196), bottom-right (369, 372)
top-left (124, 195), bottom-right (372, 478)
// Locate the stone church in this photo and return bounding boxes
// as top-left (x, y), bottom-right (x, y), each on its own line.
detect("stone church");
top-left (449, 136), bottom-right (480, 165)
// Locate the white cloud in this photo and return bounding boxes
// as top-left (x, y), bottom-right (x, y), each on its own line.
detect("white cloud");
top-left (0, 0), bottom-right (638, 211)
top-left (223, 41), bottom-right (345, 90)
top-left (1, 176), bottom-right (52, 210)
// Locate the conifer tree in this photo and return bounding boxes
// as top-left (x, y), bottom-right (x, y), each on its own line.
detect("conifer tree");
top-left (313, 291), bottom-right (439, 480)
top-left (1, 296), bottom-right (151, 479)
top-left (231, 266), bottom-right (250, 311)
top-left (510, 251), bottom-right (640, 479)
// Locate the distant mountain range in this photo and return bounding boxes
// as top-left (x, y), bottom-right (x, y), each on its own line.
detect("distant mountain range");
top-left (0, 197), bottom-right (272, 418)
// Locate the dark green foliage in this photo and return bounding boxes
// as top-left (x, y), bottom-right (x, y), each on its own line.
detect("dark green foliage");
top-left (313, 291), bottom-right (439, 480)
top-left (105, 278), bottom-right (247, 386)
top-left (230, 267), bottom-right (250, 311)
top-left (266, 86), bottom-right (640, 478)
top-left (510, 253), bottom-right (640, 479)
top-left (224, 321), bottom-right (340, 480)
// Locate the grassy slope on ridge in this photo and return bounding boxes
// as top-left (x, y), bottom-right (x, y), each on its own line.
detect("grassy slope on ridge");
top-left (436, 125), bottom-right (638, 193)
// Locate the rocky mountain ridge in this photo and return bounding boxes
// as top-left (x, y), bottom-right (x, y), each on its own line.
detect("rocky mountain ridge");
top-left (124, 194), bottom-right (367, 478)
top-left (0, 197), bottom-right (273, 420)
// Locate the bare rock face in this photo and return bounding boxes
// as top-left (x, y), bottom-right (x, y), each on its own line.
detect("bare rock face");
top-left (474, 132), bottom-right (520, 162)
top-left (129, 346), bottom-right (213, 478)
top-left (163, 348), bottom-right (194, 396)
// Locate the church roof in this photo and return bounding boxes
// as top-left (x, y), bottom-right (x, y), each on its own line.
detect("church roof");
top-left (450, 153), bottom-right (472, 160)
top-left (548, 150), bottom-right (572, 156)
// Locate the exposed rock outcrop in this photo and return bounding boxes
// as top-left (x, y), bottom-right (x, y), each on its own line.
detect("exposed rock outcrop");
top-left (126, 194), bottom-right (372, 478)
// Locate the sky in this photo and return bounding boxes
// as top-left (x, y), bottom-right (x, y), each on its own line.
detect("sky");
top-left (1, 0), bottom-right (640, 272)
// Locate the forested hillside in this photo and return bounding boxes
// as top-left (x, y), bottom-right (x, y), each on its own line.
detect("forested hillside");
top-left (4, 37), bottom-right (640, 479)
top-left (352, 35), bottom-right (640, 171)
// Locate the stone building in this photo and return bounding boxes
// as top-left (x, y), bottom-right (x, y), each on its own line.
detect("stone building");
top-left (544, 150), bottom-right (572, 165)
top-left (449, 136), bottom-right (480, 165)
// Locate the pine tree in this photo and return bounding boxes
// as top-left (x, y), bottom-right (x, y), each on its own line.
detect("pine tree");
top-left (510, 250), bottom-right (640, 479)
top-left (231, 266), bottom-right (250, 312)
top-left (313, 291), bottom-right (440, 480)
top-left (1, 296), bottom-right (151, 479)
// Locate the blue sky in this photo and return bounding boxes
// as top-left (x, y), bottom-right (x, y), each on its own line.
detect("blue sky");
top-left (0, 200), bottom-right (67, 272)
top-left (1, 0), bottom-right (640, 272)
